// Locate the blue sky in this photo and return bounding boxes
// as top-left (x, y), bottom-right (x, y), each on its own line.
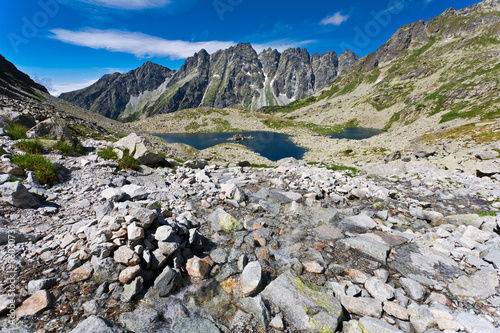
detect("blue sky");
top-left (0, 0), bottom-right (479, 96)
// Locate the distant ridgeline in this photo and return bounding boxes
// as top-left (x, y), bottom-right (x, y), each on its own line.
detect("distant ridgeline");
top-left (58, 44), bottom-right (359, 122)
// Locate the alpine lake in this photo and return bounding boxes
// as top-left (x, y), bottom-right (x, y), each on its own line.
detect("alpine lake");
top-left (156, 128), bottom-right (385, 162)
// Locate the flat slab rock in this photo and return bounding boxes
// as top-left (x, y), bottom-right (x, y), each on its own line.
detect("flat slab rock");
top-left (261, 270), bottom-right (343, 332)
top-left (388, 241), bottom-right (464, 287)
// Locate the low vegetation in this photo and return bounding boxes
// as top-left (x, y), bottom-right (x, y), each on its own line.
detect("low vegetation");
top-left (11, 153), bottom-right (57, 185)
top-left (5, 122), bottom-right (29, 140)
top-left (51, 139), bottom-right (86, 156)
top-left (97, 146), bottom-right (119, 160)
top-left (118, 149), bottom-right (140, 171)
top-left (15, 139), bottom-right (44, 154)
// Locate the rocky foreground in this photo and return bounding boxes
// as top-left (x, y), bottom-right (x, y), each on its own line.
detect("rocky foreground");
top-left (1, 129), bottom-right (500, 332)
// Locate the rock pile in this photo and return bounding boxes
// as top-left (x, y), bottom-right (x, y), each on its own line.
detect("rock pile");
top-left (1, 130), bottom-right (500, 331)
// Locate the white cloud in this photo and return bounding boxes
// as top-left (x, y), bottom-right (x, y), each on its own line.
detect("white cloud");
top-left (50, 28), bottom-right (315, 60)
top-left (51, 79), bottom-right (99, 97)
top-left (50, 28), bottom-right (235, 59)
top-left (320, 12), bottom-right (350, 26)
top-left (78, 0), bottom-right (170, 10)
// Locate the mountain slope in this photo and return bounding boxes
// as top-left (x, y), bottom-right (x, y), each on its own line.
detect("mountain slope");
top-left (60, 61), bottom-right (174, 120)
top-left (0, 54), bottom-right (48, 97)
top-left (270, 0), bottom-right (499, 138)
top-left (59, 44), bottom-right (359, 121)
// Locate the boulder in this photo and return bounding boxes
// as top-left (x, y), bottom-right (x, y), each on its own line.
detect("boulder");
top-left (448, 268), bottom-right (499, 299)
top-left (262, 270), bottom-right (343, 332)
top-left (115, 133), bottom-right (162, 165)
top-left (239, 261), bottom-right (263, 297)
top-left (119, 306), bottom-right (161, 332)
top-left (171, 318), bottom-right (220, 333)
top-left (0, 161), bottom-right (24, 176)
top-left (16, 290), bottom-right (52, 317)
top-left (0, 228), bottom-right (42, 245)
top-left (384, 151), bottom-right (401, 163)
top-left (70, 316), bottom-right (128, 333)
top-left (26, 117), bottom-right (73, 141)
top-left (184, 159), bottom-right (208, 169)
top-left (0, 182), bottom-right (39, 208)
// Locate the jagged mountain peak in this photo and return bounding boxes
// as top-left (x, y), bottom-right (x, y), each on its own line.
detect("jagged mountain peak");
top-left (60, 44), bottom-right (359, 121)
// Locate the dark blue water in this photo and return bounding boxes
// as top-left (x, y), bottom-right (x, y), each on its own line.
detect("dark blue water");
top-left (328, 127), bottom-right (385, 140)
top-left (156, 128), bottom-right (384, 161)
top-left (156, 131), bottom-right (308, 161)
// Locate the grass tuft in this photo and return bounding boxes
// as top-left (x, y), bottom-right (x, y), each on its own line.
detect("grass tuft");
top-left (15, 140), bottom-right (44, 154)
top-left (97, 146), bottom-right (118, 160)
top-left (6, 122), bottom-right (29, 140)
top-left (118, 149), bottom-right (140, 170)
top-left (51, 138), bottom-right (86, 156)
top-left (11, 153), bottom-right (57, 185)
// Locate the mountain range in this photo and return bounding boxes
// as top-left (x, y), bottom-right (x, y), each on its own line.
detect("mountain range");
top-left (59, 45), bottom-right (359, 121)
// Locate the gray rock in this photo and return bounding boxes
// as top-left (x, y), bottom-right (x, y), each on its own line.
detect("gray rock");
top-left (69, 316), bottom-right (128, 333)
top-left (119, 306), bottom-right (161, 333)
top-left (364, 277), bottom-right (394, 301)
top-left (210, 248), bottom-right (228, 264)
top-left (116, 133), bottom-right (162, 165)
top-left (129, 206), bottom-right (157, 228)
top-left (239, 261), bottom-right (263, 297)
top-left (0, 174), bottom-right (13, 185)
top-left (0, 181), bottom-right (39, 208)
top-left (475, 150), bottom-right (499, 160)
top-left (408, 304), bottom-right (437, 333)
top-left (448, 267), bottom-right (499, 299)
top-left (384, 151), bottom-right (401, 163)
top-left (121, 276), bottom-right (144, 302)
top-left (300, 248), bottom-right (326, 274)
top-left (239, 295), bottom-right (270, 329)
top-left (342, 320), bottom-right (363, 333)
top-left (359, 316), bottom-right (403, 333)
top-left (262, 270), bottom-right (344, 332)
top-left (91, 256), bottom-right (121, 283)
top-left (26, 117), bottom-right (73, 141)
top-left (454, 312), bottom-right (497, 333)
top-left (154, 226), bottom-right (175, 242)
top-left (477, 164), bottom-right (500, 177)
top-left (171, 317), bottom-right (220, 333)
top-left (269, 314), bottom-right (285, 331)
top-left (389, 242), bottom-right (464, 286)
top-left (208, 208), bottom-right (241, 232)
top-left (484, 247), bottom-right (500, 269)
top-left (339, 236), bottom-right (390, 264)
top-left (95, 202), bottom-right (114, 222)
top-left (121, 184), bottom-right (149, 200)
top-left (153, 266), bottom-right (178, 297)
top-left (445, 214), bottom-right (483, 229)
top-left (400, 277), bottom-right (426, 301)
top-left (27, 278), bottom-right (57, 295)
top-left (414, 150), bottom-right (434, 159)
top-left (0, 228), bottom-right (42, 245)
top-left (101, 188), bottom-right (126, 202)
top-left (341, 296), bottom-right (383, 318)
top-left (183, 160), bottom-right (208, 169)
top-left (342, 214), bottom-right (377, 231)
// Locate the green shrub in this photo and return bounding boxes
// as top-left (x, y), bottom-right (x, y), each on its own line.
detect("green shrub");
top-left (15, 140), bottom-right (44, 154)
top-left (51, 138), bottom-right (86, 156)
top-left (11, 153), bottom-right (57, 185)
top-left (97, 146), bottom-right (118, 160)
top-left (118, 149), bottom-right (140, 170)
top-left (5, 122), bottom-right (29, 140)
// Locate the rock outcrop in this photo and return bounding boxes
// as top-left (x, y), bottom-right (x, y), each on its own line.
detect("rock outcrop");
top-left (59, 44), bottom-right (359, 120)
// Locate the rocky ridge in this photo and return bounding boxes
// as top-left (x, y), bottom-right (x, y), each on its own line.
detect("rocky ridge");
top-left (1, 126), bottom-right (500, 332)
top-left (59, 44), bottom-right (359, 121)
